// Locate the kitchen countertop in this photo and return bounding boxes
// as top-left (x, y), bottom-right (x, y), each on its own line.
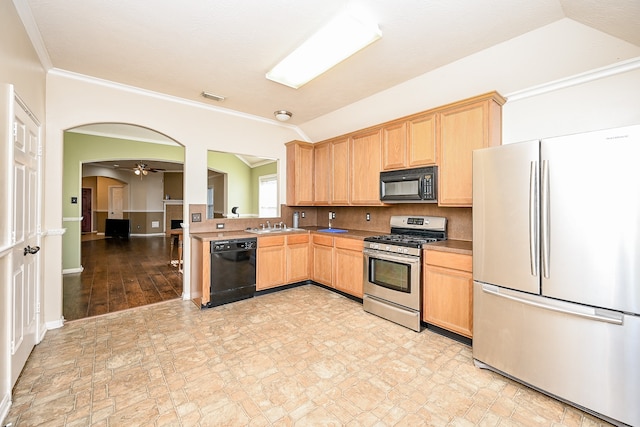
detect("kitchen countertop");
top-left (424, 239), bottom-right (472, 255)
top-left (191, 227), bottom-right (380, 242)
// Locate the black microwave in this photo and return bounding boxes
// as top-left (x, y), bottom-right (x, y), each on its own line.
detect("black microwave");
top-left (380, 166), bottom-right (437, 203)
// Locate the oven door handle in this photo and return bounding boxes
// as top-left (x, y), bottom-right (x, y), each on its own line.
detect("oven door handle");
top-left (363, 248), bottom-right (421, 265)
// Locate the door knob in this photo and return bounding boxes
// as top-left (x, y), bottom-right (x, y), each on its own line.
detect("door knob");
top-left (23, 245), bottom-right (40, 256)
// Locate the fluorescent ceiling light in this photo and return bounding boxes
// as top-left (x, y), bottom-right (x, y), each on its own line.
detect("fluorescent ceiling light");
top-left (266, 11), bottom-right (381, 89)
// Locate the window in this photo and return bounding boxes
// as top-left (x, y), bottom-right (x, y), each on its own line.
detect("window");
top-left (259, 174), bottom-right (278, 217)
top-left (206, 186), bottom-right (214, 219)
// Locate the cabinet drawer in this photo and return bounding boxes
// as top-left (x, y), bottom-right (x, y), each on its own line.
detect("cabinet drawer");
top-left (259, 235), bottom-right (285, 247)
top-left (334, 237), bottom-right (363, 251)
top-left (312, 234), bottom-right (333, 246)
top-left (287, 233), bottom-right (309, 245)
top-left (424, 250), bottom-right (472, 272)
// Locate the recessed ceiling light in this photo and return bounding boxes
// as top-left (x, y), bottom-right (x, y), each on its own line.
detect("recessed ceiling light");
top-left (266, 11), bottom-right (381, 89)
top-left (201, 91), bottom-right (225, 102)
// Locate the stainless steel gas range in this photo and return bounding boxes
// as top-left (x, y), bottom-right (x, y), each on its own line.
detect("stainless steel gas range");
top-left (363, 215), bottom-right (447, 332)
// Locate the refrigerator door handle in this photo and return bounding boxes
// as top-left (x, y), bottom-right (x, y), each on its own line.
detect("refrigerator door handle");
top-left (541, 159), bottom-right (550, 278)
top-left (529, 161), bottom-right (539, 277)
top-left (480, 283), bottom-right (623, 325)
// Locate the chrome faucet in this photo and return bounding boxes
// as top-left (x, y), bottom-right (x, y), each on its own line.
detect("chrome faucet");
top-left (266, 220), bottom-right (271, 229)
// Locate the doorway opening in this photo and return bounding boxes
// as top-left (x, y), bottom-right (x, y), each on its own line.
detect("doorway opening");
top-left (63, 123), bottom-right (185, 321)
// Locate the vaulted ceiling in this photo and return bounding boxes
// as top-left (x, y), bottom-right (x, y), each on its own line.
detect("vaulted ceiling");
top-left (21, 0), bottom-right (640, 125)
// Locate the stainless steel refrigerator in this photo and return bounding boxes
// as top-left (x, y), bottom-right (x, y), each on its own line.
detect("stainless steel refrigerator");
top-left (472, 125), bottom-right (640, 427)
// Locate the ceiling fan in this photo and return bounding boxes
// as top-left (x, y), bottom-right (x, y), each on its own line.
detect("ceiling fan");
top-left (133, 162), bottom-right (165, 177)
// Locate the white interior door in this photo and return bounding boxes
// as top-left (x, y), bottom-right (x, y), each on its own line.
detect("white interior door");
top-left (108, 186), bottom-right (124, 219)
top-left (11, 94), bottom-right (41, 388)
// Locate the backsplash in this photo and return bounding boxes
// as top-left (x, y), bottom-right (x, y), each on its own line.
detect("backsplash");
top-left (190, 204), bottom-right (471, 241)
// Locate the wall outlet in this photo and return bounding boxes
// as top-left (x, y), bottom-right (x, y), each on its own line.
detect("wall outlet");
top-left (331, 212), bottom-right (336, 219)
top-left (301, 212), bottom-right (305, 218)
top-left (151, 221), bottom-right (160, 228)
top-left (216, 223), bottom-right (224, 229)
top-left (71, 197), bottom-right (77, 204)
top-left (191, 213), bottom-right (202, 222)
top-left (366, 213), bottom-right (370, 221)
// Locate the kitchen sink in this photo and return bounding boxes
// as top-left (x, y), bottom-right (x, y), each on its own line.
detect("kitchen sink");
top-left (245, 227), bottom-right (305, 234)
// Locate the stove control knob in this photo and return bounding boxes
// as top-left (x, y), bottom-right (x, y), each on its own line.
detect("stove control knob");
top-left (385, 245), bottom-right (391, 251)
top-left (403, 248), bottom-right (409, 254)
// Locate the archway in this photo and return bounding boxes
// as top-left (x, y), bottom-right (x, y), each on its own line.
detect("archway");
top-left (62, 123), bottom-right (186, 320)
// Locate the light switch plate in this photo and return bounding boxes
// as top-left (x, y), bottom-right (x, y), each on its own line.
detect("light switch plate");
top-left (191, 213), bottom-right (202, 222)
top-left (216, 223), bottom-right (224, 229)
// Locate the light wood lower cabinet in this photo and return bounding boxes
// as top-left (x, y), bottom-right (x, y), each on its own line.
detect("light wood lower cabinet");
top-left (423, 250), bottom-right (473, 338)
top-left (256, 235), bottom-right (286, 290)
top-left (333, 237), bottom-right (364, 298)
top-left (254, 233), bottom-right (364, 298)
top-left (311, 234), bottom-right (333, 286)
top-left (257, 234), bottom-right (311, 290)
top-left (286, 233), bottom-right (310, 283)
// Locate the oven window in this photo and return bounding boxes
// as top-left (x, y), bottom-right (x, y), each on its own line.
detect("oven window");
top-left (369, 257), bottom-right (411, 293)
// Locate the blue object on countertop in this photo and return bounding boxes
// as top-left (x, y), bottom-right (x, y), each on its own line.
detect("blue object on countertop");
top-left (317, 228), bottom-right (348, 233)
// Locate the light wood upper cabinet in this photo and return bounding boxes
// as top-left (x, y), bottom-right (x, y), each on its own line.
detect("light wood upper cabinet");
top-left (330, 137), bottom-right (350, 205)
top-left (313, 141), bottom-right (331, 205)
top-left (286, 141), bottom-right (314, 206)
top-left (407, 113), bottom-right (437, 167)
top-left (382, 122), bottom-right (407, 171)
top-left (333, 237), bottom-right (364, 298)
top-left (284, 92), bottom-right (503, 208)
top-left (350, 129), bottom-right (383, 205)
top-left (423, 250), bottom-right (473, 338)
top-left (286, 234), bottom-right (310, 283)
top-left (257, 235), bottom-right (286, 290)
top-left (437, 93), bottom-right (505, 206)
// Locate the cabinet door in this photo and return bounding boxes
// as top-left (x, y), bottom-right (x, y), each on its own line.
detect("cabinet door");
top-left (407, 113), bottom-right (436, 167)
top-left (286, 234), bottom-right (310, 283)
top-left (286, 141), bottom-right (314, 206)
top-left (437, 97), bottom-right (502, 206)
top-left (423, 251), bottom-right (473, 338)
top-left (311, 235), bottom-right (333, 286)
top-left (350, 129), bottom-right (383, 205)
top-left (423, 265), bottom-right (473, 337)
top-left (333, 238), bottom-right (364, 297)
top-left (313, 142), bottom-right (331, 205)
top-left (257, 236), bottom-right (286, 290)
top-left (331, 137), bottom-right (350, 205)
top-left (382, 121), bottom-right (407, 171)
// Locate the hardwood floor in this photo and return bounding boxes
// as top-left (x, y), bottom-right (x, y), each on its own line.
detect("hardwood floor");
top-left (63, 236), bottom-right (183, 321)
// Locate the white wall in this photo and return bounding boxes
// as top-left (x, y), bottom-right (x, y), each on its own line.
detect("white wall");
top-left (299, 19), bottom-right (640, 141)
top-left (43, 71), bottom-right (304, 324)
top-left (503, 67), bottom-right (640, 143)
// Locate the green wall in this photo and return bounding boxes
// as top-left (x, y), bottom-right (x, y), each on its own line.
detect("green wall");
top-left (207, 151), bottom-right (252, 216)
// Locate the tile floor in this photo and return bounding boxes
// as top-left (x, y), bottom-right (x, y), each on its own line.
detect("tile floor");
top-left (6, 285), bottom-right (613, 426)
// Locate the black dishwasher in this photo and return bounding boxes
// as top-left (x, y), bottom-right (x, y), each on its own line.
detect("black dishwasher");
top-left (207, 238), bottom-right (257, 308)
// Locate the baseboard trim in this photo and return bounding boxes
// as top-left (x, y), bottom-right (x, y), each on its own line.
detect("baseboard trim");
top-left (63, 266), bottom-right (84, 275)
top-left (46, 318), bottom-right (65, 330)
top-left (0, 392), bottom-right (11, 425)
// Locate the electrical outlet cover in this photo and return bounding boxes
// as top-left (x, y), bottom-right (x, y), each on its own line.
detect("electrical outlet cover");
top-left (191, 213), bottom-right (202, 222)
